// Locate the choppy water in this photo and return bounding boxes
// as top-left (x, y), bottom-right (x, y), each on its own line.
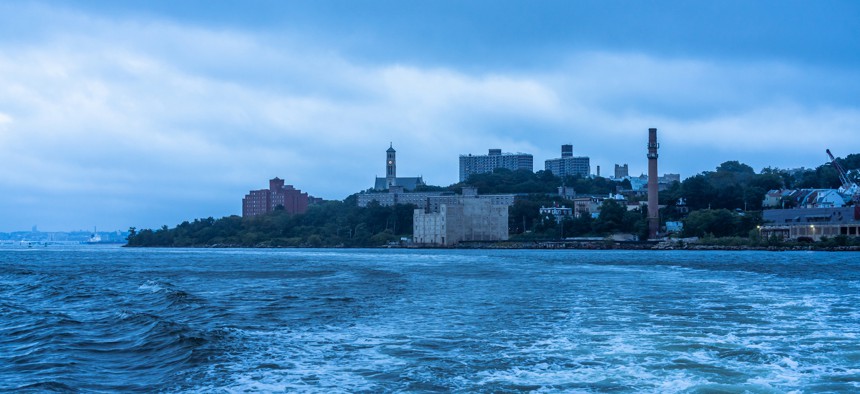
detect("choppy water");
top-left (1, 246), bottom-right (859, 393)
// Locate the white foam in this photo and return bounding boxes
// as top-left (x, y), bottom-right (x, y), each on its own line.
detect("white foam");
top-left (138, 280), bottom-right (164, 293)
top-left (190, 324), bottom-right (420, 393)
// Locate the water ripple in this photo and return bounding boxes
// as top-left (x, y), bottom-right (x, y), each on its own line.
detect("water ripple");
top-left (1, 247), bottom-right (859, 392)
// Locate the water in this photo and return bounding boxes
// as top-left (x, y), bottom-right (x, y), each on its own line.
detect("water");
top-left (1, 246), bottom-right (859, 393)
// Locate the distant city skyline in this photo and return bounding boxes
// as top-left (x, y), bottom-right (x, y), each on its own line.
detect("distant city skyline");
top-left (1, 0), bottom-right (859, 231)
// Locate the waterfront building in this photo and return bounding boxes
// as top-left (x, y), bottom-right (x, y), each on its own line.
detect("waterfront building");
top-left (373, 144), bottom-right (426, 191)
top-left (242, 178), bottom-right (309, 217)
top-left (544, 144), bottom-right (590, 178)
top-left (413, 189), bottom-right (510, 246)
top-left (459, 149), bottom-right (533, 182)
top-left (761, 206), bottom-right (860, 241)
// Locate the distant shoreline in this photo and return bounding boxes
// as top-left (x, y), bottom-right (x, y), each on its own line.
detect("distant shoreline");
top-left (123, 242), bottom-right (860, 252)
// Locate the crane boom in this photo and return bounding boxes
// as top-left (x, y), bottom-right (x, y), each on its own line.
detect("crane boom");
top-left (826, 149), bottom-right (860, 204)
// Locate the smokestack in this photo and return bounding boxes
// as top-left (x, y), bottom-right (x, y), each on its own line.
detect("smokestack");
top-left (647, 128), bottom-right (659, 239)
top-left (597, 165), bottom-right (601, 177)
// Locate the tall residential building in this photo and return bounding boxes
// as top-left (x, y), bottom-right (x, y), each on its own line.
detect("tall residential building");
top-left (544, 144), bottom-right (590, 178)
top-left (242, 178), bottom-right (309, 217)
top-left (459, 148), bottom-right (533, 182)
top-left (373, 143), bottom-right (426, 191)
top-left (614, 164), bottom-right (629, 179)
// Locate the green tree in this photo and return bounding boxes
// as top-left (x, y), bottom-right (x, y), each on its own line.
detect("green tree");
top-left (594, 199), bottom-right (626, 234)
top-left (683, 209), bottom-right (738, 238)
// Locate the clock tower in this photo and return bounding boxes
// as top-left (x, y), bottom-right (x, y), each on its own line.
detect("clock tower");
top-left (386, 143), bottom-right (396, 188)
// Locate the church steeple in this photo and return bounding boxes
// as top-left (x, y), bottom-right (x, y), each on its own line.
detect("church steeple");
top-left (386, 143), bottom-right (396, 188)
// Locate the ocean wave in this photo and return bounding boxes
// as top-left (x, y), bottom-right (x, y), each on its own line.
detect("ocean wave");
top-left (3, 248), bottom-right (860, 392)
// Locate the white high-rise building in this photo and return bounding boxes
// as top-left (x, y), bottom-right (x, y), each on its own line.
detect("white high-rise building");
top-left (544, 144), bottom-right (590, 178)
top-left (459, 149), bottom-right (533, 182)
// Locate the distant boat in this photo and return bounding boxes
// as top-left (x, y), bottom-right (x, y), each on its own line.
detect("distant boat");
top-left (86, 226), bottom-right (102, 244)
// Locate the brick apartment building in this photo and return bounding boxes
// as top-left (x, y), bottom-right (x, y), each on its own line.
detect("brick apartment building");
top-left (242, 178), bottom-right (310, 217)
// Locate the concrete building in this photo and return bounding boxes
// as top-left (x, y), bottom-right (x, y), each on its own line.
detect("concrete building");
top-left (459, 149), bottom-right (533, 182)
top-left (423, 187), bottom-right (516, 212)
top-left (242, 178), bottom-right (310, 217)
top-left (414, 191), bottom-right (510, 246)
top-left (358, 183), bottom-right (518, 210)
top-left (614, 164), bottom-right (629, 179)
top-left (373, 143), bottom-right (426, 191)
top-left (544, 144), bottom-right (590, 178)
top-left (357, 187), bottom-right (445, 208)
top-left (761, 206), bottom-right (860, 241)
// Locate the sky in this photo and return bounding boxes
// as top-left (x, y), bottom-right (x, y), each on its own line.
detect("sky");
top-left (1, 0), bottom-right (859, 232)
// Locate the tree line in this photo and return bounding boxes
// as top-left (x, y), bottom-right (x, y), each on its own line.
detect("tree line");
top-left (127, 154), bottom-right (860, 246)
top-left (127, 197), bottom-right (415, 247)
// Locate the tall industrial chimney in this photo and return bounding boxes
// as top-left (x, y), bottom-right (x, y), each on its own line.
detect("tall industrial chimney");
top-left (647, 128), bottom-right (659, 239)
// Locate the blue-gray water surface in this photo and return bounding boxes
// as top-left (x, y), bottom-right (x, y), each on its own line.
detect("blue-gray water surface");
top-left (1, 245), bottom-right (859, 393)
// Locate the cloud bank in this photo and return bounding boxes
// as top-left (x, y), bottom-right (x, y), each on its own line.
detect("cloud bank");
top-left (0, 4), bottom-right (858, 231)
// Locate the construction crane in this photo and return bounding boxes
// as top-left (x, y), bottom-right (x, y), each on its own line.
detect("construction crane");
top-left (826, 149), bottom-right (860, 204)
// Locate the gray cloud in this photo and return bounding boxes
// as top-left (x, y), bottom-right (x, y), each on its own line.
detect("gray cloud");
top-left (0, 5), bottom-right (858, 231)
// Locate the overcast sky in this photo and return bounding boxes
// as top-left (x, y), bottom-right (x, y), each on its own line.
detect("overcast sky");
top-left (1, 0), bottom-right (859, 232)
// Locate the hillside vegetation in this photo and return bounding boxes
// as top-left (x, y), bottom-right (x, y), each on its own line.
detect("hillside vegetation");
top-left (127, 156), bottom-right (860, 247)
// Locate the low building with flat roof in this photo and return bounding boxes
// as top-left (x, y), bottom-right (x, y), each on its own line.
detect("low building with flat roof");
top-left (761, 206), bottom-right (860, 241)
top-left (357, 186), bottom-right (445, 208)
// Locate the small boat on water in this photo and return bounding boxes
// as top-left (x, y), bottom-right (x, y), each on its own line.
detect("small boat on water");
top-left (86, 226), bottom-right (102, 244)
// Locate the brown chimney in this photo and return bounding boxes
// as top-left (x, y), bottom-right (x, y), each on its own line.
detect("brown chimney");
top-left (647, 128), bottom-right (659, 239)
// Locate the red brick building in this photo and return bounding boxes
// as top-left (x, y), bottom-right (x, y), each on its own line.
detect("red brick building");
top-left (242, 178), bottom-right (310, 217)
